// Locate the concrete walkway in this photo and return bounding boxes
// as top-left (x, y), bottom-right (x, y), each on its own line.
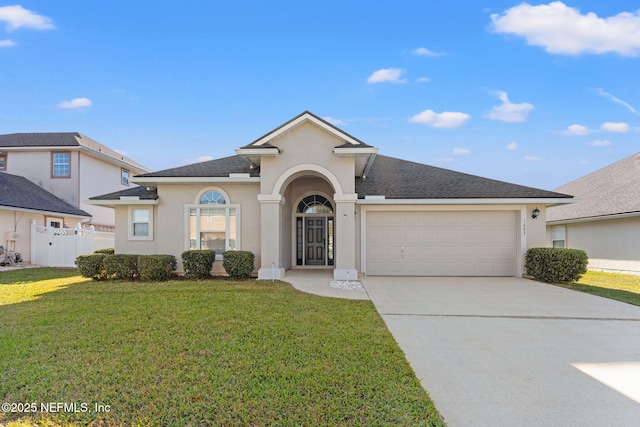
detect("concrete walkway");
top-left (282, 269), bottom-right (369, 300)
top-left (362, 276), bottom-right (640, 427)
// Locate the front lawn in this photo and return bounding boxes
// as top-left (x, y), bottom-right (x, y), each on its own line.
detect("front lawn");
top-left (553, 270), bottom-right (640, 306)
top-left (0, 268), bottom-right (445, 426)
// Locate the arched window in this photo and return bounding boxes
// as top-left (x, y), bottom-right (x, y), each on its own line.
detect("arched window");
top-left (199, 190), bottom-right (226, 205)
top-left (297, 195), bottom-right (333, 214)
top-left (189, 189), bottom-right (236, 255)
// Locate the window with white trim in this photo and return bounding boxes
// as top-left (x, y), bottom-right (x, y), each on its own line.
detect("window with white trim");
top-left (129, 207), bottom-right (153, 240)
top-left (551, 225), bottom-right (566, 248)
top-left (188, 190), bottom-right (238, 254)
top-left (0, 152), bottom-right (6, 171)
top-left (121, 168), bottom-right (130, 186)
top-left (52, 152), bottom-right (70, 177)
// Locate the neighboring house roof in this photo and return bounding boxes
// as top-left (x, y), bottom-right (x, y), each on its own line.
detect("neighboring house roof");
top-left (547, 152), bottom-right (640, 222)
top-left (356, 155), bottom-right (571, 199)
top-left (92, 153), bottom-right (570, 201)
top-left (0, 171), bottom-right (91, 217)
top-left (0, 132), bottom-right (150, 173)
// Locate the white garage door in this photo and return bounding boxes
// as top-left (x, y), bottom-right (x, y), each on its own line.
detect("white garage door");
top-left (366, 211), bottom-right (517, 276)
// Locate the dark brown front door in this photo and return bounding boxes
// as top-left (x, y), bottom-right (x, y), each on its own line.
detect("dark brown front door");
top-left (306, 218), bottom-right (325, 265)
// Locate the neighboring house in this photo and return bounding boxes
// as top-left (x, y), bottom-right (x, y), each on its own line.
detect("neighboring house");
top-left (547, 152), bottom-right (640, 274)
top-left (0, 171), bottom-right (91, 263)
top-left (89, 111), bottom-right (573, 280)
top-left (0, 132), bottom-right (150, 231)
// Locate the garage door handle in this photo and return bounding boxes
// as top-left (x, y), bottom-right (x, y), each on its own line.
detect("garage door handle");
top-left (401, 246), bottom-right (404, 259)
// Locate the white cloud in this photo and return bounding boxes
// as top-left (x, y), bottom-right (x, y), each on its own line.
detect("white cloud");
top-left (507, 142), bottom-right (518, 151)
top-left (601, 122), bottom-right (629, 132)
top-left (453, 147), bottom-right (470, 155)
top-left (322, 116), bottom-right (346, 126)
top-left (594, 88), bottom-right (639, 114)
top-left (588, 139), bottom-right (612, 147)
top-left (524, 155), bottom-right (542, 161)
top-left (0, 39), bottom-right (15, 47)
top-left (57, 97), bottom-right (92, 109)
top-left (486, 91), bottom-right (534, 122)
top-left (491, 2), bottom-right (640, 56)
top-left (367, 68), bottom-right (407, 84)
top-left (563, 124), bottom-right (591, 135)
top-left (0, 5), bottom-right (55, 31)
top-left (412, 47), bottom-right (445, 57)
top-left (408, 109), bottom-right (470, 128)
top-left (416, 77), bottom-right (431, 83)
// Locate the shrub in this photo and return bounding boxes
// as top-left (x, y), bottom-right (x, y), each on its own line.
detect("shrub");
top-left (525, 248), bottom-right (588, 283)
top-left (76, 253), bottom-right (108, 280)
top-left (103, 254), bottom-right (139, 280)
top-left (222, 251), bottom-right (255, 279)
top-left (138, 255), bottom-right (177, 281)
top-left (94, 248), bottom-right (115, 254)
top-left (182, 250), bottom-right (215, 279)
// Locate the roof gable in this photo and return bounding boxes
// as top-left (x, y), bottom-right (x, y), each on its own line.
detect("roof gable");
top-left (243, 111), bottom-right (372, 148)
top-left (0, 172), bottom-right (91, 217)
top-left (547, 152), bottom-right (640, 222)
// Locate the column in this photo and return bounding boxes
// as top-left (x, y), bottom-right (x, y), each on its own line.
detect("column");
top-left (334, 193), bottom-right (359, 280)
top-left (257, 194), bottom-right (286, 280)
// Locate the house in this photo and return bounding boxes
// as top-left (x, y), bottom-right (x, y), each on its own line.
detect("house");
top-left (89, 111), bottom-right (573, 280)
top-left (0, 171), bottom-right (91, 263)
top-left (546, 152), bottom-right (640, 274)
top-left (0, 132), bottom-right (150, 231)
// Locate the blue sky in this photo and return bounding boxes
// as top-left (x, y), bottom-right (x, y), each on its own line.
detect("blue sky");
top-left (1, 1), bottom-right (639, 190)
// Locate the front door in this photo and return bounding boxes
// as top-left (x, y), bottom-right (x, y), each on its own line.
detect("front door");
top-left (306, 218), bottom-right (326, 265)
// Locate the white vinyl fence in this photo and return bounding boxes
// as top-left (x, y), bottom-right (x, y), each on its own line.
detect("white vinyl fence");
top-left (30, 220), bottom-right (115, 268)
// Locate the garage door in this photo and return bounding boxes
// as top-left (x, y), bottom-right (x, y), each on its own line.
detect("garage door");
top-left (366, 211), bottom-right (517, 276)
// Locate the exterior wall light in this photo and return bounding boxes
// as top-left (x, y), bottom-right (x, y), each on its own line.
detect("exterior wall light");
top-left (532, 207), bottom-right (540, 219)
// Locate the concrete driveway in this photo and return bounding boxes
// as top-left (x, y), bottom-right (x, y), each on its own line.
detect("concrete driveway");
top-left (361, 276), bottom-right (640, 427)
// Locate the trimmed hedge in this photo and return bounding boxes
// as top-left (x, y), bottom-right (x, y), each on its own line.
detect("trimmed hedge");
top-left (103, 254), bottom-right (139, 280)
top-left (138, 255), bottom-right (177, 281)
top-left (76, 253), bottom-right (108, 280)
top-left (182, 250), bottom-right (215, 279)
top-left (525, 248), bottom-right (588, 283)
top-left (94, 248), bottom-right (115, 254)
top-left (222, 251), bottom-right (255, 279)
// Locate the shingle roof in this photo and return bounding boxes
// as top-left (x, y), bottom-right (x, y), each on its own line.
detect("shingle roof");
top-left (89, 185), bottom-right (158, 201)
top-left (0, 172), bottom-right (91, 217)
top-left (0, 132), bottom-right (149, 172)
top-left (356, 155), bottom-right (571, 199)
top-left (98, 152), bottom-right (569, 200)
top-left (547, 152), bottom-right (640, 222)
top-left (136, 155), bottom-right (260, 178)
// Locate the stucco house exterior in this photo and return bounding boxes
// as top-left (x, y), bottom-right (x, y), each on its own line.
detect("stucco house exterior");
top-left (90, 111), bottom-right (573, 280)
top-left (0, 132), bottom-right (150, 231)
top-left (547, 152), bottom-right (640, 274)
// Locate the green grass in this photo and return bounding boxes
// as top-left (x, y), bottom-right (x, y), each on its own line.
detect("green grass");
top-left (0, 268), bottom-right (445, 427)
top-left (553, 270), bottom-right (640, 306)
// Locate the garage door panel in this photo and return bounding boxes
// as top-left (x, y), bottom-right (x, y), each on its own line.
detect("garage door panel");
top-left (366, 211), bottom-right (517, 276)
